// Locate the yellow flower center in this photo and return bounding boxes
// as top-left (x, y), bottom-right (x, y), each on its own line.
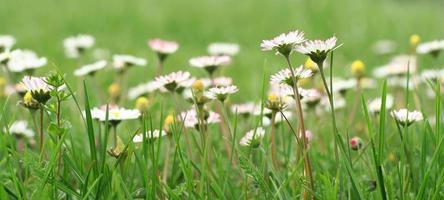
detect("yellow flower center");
top-left (409, 34), bottom-right (421, 47)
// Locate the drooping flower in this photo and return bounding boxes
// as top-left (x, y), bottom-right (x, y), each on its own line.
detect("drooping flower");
top-left (154, 71), bottom-right (191, 92)
top-left (148, 38), bottom-right (179, 61)
top-left (133, 130), bottom-right (166, 143)
top-left (112, 54), bottom-right (147, 72)
top-left (189, 55), bottom-right (231, 75)
top-left (349, 137), bottom-right (363, 151)
top-left (270, 66), bottom-right (313, 86)
top-left (21, 76), bottom-right (52, 104)
top-left (208, 42), bottom-right (240, 56)
top-left (261, 30), bottom-right (305, 56)
top-left (8, 120), bottom-right (34, 138)
top-left (296, 36), bottom-right (338, 65)
top-left (7, 49), bottom-right (47, 73)
top-left (368, 95), bottom-right (394, 114)
top-left (74, 60), bottom-right (107, 77)
top-left (416, 40), bottom-right (444, 57)
top-left (391, 109), bottom-right (423, 126)
top-left (239, 127), bottom-right (266, 147)
top-left (207, 85), bottom-right (238, 102)
top-left (63, 34), bottom-right (95, 58)
top-left (0, 35), bottom-right (16, 51)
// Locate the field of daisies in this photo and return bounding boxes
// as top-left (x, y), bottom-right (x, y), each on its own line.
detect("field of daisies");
top-left (1, 0), bottom-right (444, 199)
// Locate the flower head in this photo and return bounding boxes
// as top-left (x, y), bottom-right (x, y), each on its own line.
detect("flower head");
top-left (373, 55), bottom-right (416, 78)
top-left (112, 54), bottom-right (147, 72)
top-left (261, 30), bottom-right (305, 56)
top-left (63, 34), bottom-right (95, 58)
top-left (180, 108), bottom-right (220, 129)
top-left (270, 66), bottom-right (313, 86)
top-left (296, 36), bottom-right (338, 64)
top-left (207, 85), bottom-right (238, 102)
top-left (7, 49), bottom-right (47, 73)
top-left (148, 38), bottom-right (179, 61)
top-left (349, 137), bottom-right (363, 151)
top-left (231, 102), bottom-right (258, 116)
top-left (154, 71), bottom-right (191, 92)
top-left (416, 40), bottom-right (444, 57)
top-left (0, 35), bottom-right (16, 52)
top-left (128, 81), bottom-right (162, 100)
top-left (189, 55), bottom-right (231, 75)
top-left (135, 97), bottom-right (150, 112)
top-left (409, 34), bottom-right (421, 48)
top-left (391, 109), bottom-right (423, 126)
top-left (89, 105), bottom-right (141, 125)
top-left (240, 127), bottom-right (266, 147)
top-left (74, 60), bottom-right (107, 77)
top-left (21, 76), bottom-right (52, 104)
top-left (8, 120), bottom-right (34, 138)
top-left (208, 42), bottom-right (240, 56)
top-left (368, 95), bottom-right (394, 114)
top-left (351, 60), bottom-right (365, 78)
top-left (133, 130), bottom-right (166, 143)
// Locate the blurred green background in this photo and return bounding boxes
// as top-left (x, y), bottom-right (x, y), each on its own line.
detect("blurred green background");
top-left (1, 0), bottom-right (443, 99)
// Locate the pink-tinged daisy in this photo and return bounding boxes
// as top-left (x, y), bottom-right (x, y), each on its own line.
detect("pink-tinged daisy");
top-left (231, 102), bottom-right (259, 116)
top-left (270, 66), bottom-right (313, 86)
top-left (391, 109), bottom-right (423, 126)
top-left (368, 95), bottom-right (394, 114)
top-left (7, 49), bottom-right (47, 73)
top-left (239, 127), bottom-right (266, 147)
top-left (201, 76), bottom-right (233, 87)
top-left (112, 54), bottom-right (147, 72)
top-left (63, 34), bottom-right (95, 58)
top-left (128, 81), bottom-right (162, 100)
top-left (74, 60), bottom-right (107, 77)
top-left (373, 55), bottom-right (416, 78)
top-left (300, 88), bottom-right (322, 107)
top-left (133, 129), bottom-right (167, 142)
top-left (416, 40), bottom-right (444, 57)
top-left (21, 76), bottom-right (52, 104)
top-left (349, 137), bottom-right (363, 151)
top-left (88, 105), bottom-right (141, 125)
top-left (261, 30), bottom-right (305, 56)
top-left (148, 38), bottom-right (179, 59)
top-left (180, 108), bottom-right (220, 129)
top-left (189, 55), bottom-right (231, 75)
top-left (0, 35), bottom-right (16, 52)
top-left (331, 78), bottom-right (357, 95)
top-left (154, 71), bottom-right (191, 92)
top-left (299, 130), bottom-right (314, 143)
top-left (207, 85), bottom-right (239, 102)
top-left (8, 120), bottom-right (34, 138)
top-left (208, 42), bottom-right (240, 56)
top-left (296, 36), bottom-right (339, 65)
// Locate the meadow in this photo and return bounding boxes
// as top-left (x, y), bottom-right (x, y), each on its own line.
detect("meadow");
top-left (1, 0), bottom-right (444, 199)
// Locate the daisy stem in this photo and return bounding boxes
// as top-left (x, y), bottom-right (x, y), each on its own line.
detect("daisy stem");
top-left (270, 111), bottom-right (279, 169)
top-left (347, 78), bottom-right (361, 128)
top-left (217, 101), bottom-right (235, 164)
top-left (284, 55), bottom-right (314, 197)
top-left (162, 138), bottom-right (172, 183)
top-left (39, 105), bottom-right (45, 161)
top-left (113, 125), bottom-right (117, 147)
top-left (156, 59), bottom-right (164, 76)
top-left (395, 122), bottom-right (414, 189)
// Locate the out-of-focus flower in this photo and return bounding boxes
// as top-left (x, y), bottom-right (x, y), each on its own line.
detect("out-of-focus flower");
top-left (416, 40), bottom-right (444, 57)
top-left (154, 71), bottom-right (191, 92)
top-left (349, 137), bottom-right (363, 151)
top-left (296, 36), bottom-right (338, 64)
top-left (128, 81), bottom-right (162, 100)
top-left (0, 49), bottom-right (11, 64)
top-left (7, 49), bottom-right (47, 73)
top-left (231, 102), bottom-right (258, 116)
top-left (373, 55), bottom-right (416, 78)
top-left (420, 69), bottom-right (444, 82)
top-left (201, 76), bottom-right (233, 87)
top-left (387, 76), bottom-right (415, 90)
top-left (112, 54), bottom-right (147, 72)
top-left (180, 108), bottom-right (220, 129)
top-left (88, 105), bottom-right (141, 125)
top-left (189, 55), bottom-right (231, 75)
top-left (240, 127), bottom-right (266, 147)
top-left (331, 78), bottom-right (357, 95)
top-left (0, 35), bottom-right (16, 52)
top-left (74, 60), bottom-right (107, 77)
top-left (409, 34), bottom-right (421, 49)
top-left (368, 95), bottom-right (394, 114)
top-left (261, 30), bottom-right (305, 56)
top-left (266, 93), bottom-right (287, 112)
top-left (300, 88), bottom-right (322, 108)
top-left (63, 34), bottom-right (95, 58)
top-left (262, 111), bottom-right (293, 126)
top-left (108, 82), bottom-right (120, 102)
top-left (304, 58), bottom-right (319, 73)
top-left (135, 97), bottom-right (149, 113)
top-left (351, 60), bottom-right (365, 79)
top-left (207, 85), bottom-right (238, 102)
top-left (21, 76), bottom-right (52, 104)
top-left (208, 42), bottom-right (240, 56)
top-left (270, 66), bottom-right (313, 86)
top-left (164, 114), bottom-right (175, 132)
top-left (133, 130), bottom-right (166, 142)
top-left (8, 120), bottom-right (34, 138)
top-left (299, 130), bottom-right (314, 143)
top-left (148, 38), bottom-right (179, 61)
top-left (391, 109), bottom-right (423, 126)
top-left (372, 39), bottom-right (396, 55)
top-left (19, 91), bottom-right (39, 110)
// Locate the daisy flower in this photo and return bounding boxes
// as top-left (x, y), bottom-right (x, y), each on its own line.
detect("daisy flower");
top-left (63, 34), bottom-right (95, 58)
top-left (89, 105), bottom-right (141, 125)
top-left (133, 130), bottom-right (167, 143)
top-left (208, 42), bottom-right (240, 56)
top-left (416, 40), bottom-right (444, 57)
top-left (7, 49), bottom-right (47, 73)
top-left (368, 95), bottom-right (394, 114)
top-left (296, 36), bottom-right (338, 65)
top-left (270, 66), bottom-right (313, 86)
top-left (372, 39), bottom-right (397, 55)
top-left (231, 102), bottom-right (258, 116)
top-left (128, 81), bottom-right (162, 100)
top-left (391, 109), bottom-right (423, 126)
top-left (180, 108), bottom-right (220, 129)
top-left (201, 76), bottom-right (233, 87)
top-left (373, 55), bottom-right (416, 78)
top-left (331, 78), bottom-right (357, 95)
top-left (207, 85), bottom-right (239, 102)
top-left (261, 30), bottom-right (305, 56)
top-left (420, 69), bottom-right (444, 81)
top-left (112, 54), bottom-right (147, 72)
top-left (239, 127), bottom-right (266, 147)
top-left (189, 55), bottom-right (231, 75)
top-left (387, 76), bottom-right (415, 90)
top-left (74, 60), bottom-right (107, 77)
top-left (0, 35), bottom-right (16, 51)
top-left (148, 38), bottom-right (179, 60)
top-left (8, 120), bottom-right (34, 138)
top-left (21, 76), bottom-right (52, 104)
top-left (154, 71), bottom-right (191, 92)
top-left (300, 88), bottom-right (322, 107)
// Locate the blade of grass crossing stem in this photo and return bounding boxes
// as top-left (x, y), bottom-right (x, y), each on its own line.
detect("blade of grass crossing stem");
top-left (83, 81), bottom-right (99, 177)
top-left (378, 80), bottom-right (387, 165)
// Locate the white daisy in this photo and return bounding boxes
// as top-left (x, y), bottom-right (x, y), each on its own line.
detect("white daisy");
top-left (373, 55), bottom-right (416, 78)
top-left (416, 40), bottom-right (444, 56)
top-left (128, 81), bottom-right (162, 100)
top-left (0, 35), bottom-right (16, 51)
top-left (296, 36), bottom-right (338, 64)
top-left (148, 38), bottom-right (179, 55)
top-left (154, 71), bottom-right (191, 92)
top-left (391, 109), bottom-right (423, 126)
top-left (207, 85), bottom-right (239, 101)
top-left (201, 76), bottom-right (233, 87)
top-left (300, 88), bottom-right (322, 107)
top-left (387, 76), bottom-right (416, 90)
top-left (420, 69), bottom-right (444, 81)
top-left (133, 130), bottom-right (167, 142)
top-left (7, 49), bottom-right (47, 73)
top-left (368, 95), bottom-right (394, 114)
top-left (8, 120), bottom-right (34, 138)
top-left (180, 108), bottom-right (220, 128)
top-left (189, 55), bottom-right (231, 75)
top-left (74, 60), bottom-right (107, 77)
top-left (88, 105), bottom-right (141, 124)
top-left (231, 102), bottom-right (258, 116)
top-left (112, 54), bottom-right (147, 71)
top-left (239, 127), bottom-right (266, 147)
top-left (21, 76), bottom-right (52, 104)
top-left (372, 39), bottom-right (397, 55)
top-left (270, 66), bottom-right (313, 86)
top-left (261, 30), bottom-right (305, 56)
top-left (331, 78), bottom-right (357, 94)
top-left (63, 34), bottom-right (95, 58)
top-left (208, 42), bottom-right (240, 56)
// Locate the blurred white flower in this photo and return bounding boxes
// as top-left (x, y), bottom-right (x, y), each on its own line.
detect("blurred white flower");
top-left (154, 71), bottom-right (191, 92)
top-left (416, 40), bottom-right (444, 56)
top-left (112, 54), bottom-right (147, 71)
top-left (391, 109), bottom-right (423, 126)
top-left (373, 55), bottom-right (416, 78)
top-left (63, 34), bottom-right (95, 58)
top-left (88, 105), bottom-right (141, 124)
top-left (261, 30), bottom-right (305, 55)
top-left (0, 35), bottom-right (16, 51)
top-left (420, 69), bottom-right (444, 82)
top-left (7, 49), bottom-right (47, 73)
top-left (207, 85), bottom-right (239, 101)
top-left (208, 42), bottom-right (240, 56)
top-left (296, 36), bottom-right (338, 64)
top-left (128, 81), bottom-right (162, 100)
top-left (262, 111), bottom-right (292, 126)
top-left (231, 102), bottom-right (258, 115)
top-left (180, 108), bottom-right (220, 128)
top-left (300, 88), bottom-right (322, 107)
top-left (189, 55), bottom-right (231, 75)
top-left (74, 60), bottom-right (107, 77)
top-left (368, 95), bottom-right (394, 114)
top-left (148, 38), bottom-right (179, 55)
top-left (240, 127), bottom-right (266, 147)
top-left (331, 78), bottom-right (356, 94)
top-left (0, 49), bottom-right (11, 64)
top-left (8, 120), bottom-right (34, 138)
top-left (270, 66), bottom-right (313, 86)
top-left (21, 76), bottom-right (51, 93)
top-left (133, 130), bottom-right (166, 142)
top-left (387, 76), bottom-right (415, 90)
top-left (201, 76), bottom-right (233, 87)
top-left (372, 39), bottom-right (397, 55)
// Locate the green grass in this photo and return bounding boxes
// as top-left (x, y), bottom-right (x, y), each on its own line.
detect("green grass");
top-left (1, 0), bottom-right (444, 199)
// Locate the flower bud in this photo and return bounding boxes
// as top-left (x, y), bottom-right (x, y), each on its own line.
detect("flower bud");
top-left (108, 83), bottom-right (120, 100)
top-left (409, 34), bottom-right (421, 48)
top-left (349, 136), bottom-right (363, 151)
top-left (163, 114), bottom-right (175, 132)
top-left (266, 93), bottom-right (285, 111)
top-left (192, 80), bottom-right (204, 92)
top-left (135, 97), bottom-right (149, 112)
top-left (351, 60), bottom-right (365, 79)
